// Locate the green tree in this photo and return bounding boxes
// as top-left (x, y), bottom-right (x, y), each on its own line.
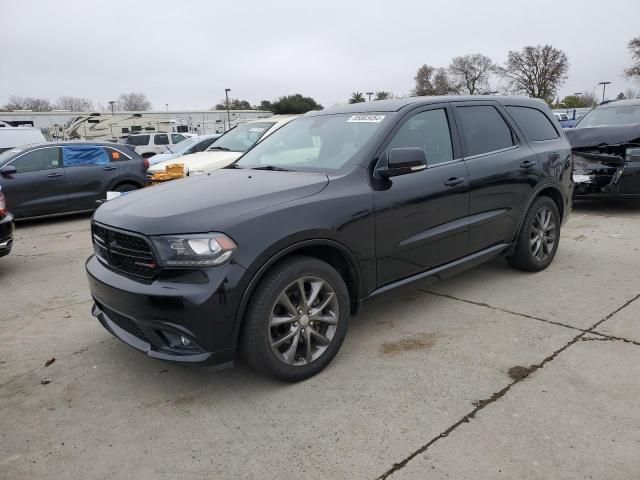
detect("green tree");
top-left (374, 91), bottom-right (391, 100)
top-left (413, 64), bottom-right (436, 96)
top-left (271, 94), bottom-right (323, 114)
top-left (214, 98), bottom-right (253, 110)
top-left (257, 100), bottom-right (273, 111)
top-left (349, 92), bottom-right (365, 104)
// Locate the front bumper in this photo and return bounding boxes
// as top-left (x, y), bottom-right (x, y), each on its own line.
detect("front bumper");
top-left (86, 254), bottom-right (247, 366)
top-left (0, 213), bottom-right (15, 258)
top-left (573, 150), bottom-right (640, 197)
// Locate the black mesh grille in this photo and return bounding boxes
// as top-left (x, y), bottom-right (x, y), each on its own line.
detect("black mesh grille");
top-left (92, 223), bottom-right (159, 279)
top-left (101, 305), bottom-right (152, 344)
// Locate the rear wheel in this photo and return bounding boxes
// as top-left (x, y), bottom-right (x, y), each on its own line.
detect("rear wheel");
top-left (113, 183), bottom-right (139, 193)
top-left (241, 256), bottom-right (349, 382)
top-left (507, 196), bottom-right (561, 272)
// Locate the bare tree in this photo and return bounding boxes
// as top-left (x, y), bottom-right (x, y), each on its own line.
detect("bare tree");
top-left (448, 54), bottom-right (495, 95)
top-left (117, 92), bottom-right (151, 111)
top-left (624, 36), bottom-right (640, 83)
top-left (413, 64), bottom-right (437, 96)
top-left (579, 90), bottom-right (598, 107)
top-left (624, 87), bottom-right (638, 99)
top-left (214, 98), bottom-right (252, 110)
top-left (433, 68), bottom-right (459, 95)
top-left (3, 95), bottom-right (52, 111)
top-left (497, 45), bottom-right (569, 103)
top-left (54, 96), bottom-right (94, 111)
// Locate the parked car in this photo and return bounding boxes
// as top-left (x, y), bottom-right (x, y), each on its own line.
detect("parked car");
top-left (125, 132), bottom-right (188, 159)
top-left (0, 142), bottom-right (148, 219)
top-left (0, 127), bottom-right (47, 154)
top-left (0, 186), bottom-right (14, 258)
top-left (87, 96), bottom-right (572, 381)
top-left (566, 99), bottom-right (640, 197)
top-left (148, 133), bottom-right (221, 166)
top-left (147, 116), bottom-right (297, 179)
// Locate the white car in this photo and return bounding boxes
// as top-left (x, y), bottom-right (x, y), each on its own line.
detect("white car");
top-left (147, 133), bottom-right (221, 165)
top-left (147, 115), bottom-right (297, 177)
top-left (124, 132), bottom-right (188, 158)
top-left (0, 127), bottom-right (47, 153)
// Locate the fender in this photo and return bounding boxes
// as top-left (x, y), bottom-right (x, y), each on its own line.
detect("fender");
top-left (105, 175), bottom-right (144, 191)
top-left (506, 181), bottom-right (566, 255)
top-left (231, 238), bottom-right (363, 343)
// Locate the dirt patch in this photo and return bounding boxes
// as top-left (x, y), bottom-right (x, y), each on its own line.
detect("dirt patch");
top-left (381, 333), bottom-right (437, 356)
top-left (507, 364), bottom-right (538, 381)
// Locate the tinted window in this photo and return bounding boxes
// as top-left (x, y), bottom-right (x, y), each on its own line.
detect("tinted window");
top-left (11, 148), bottom-right (61, 173)
top-left (507, 106), bottom-right (558, 141)
top-left (154, 134), bottom-right (169, 145)
top-left (62, 146), bottom-right (109, 166)
top-left (105, 148), bottom-right (128, 162)
top-left (456, 105), bottom-right (514, 156)
top-left (387, 109), bottom-right (454, 166)
top-left (171, 134), bottom-right (186, 144)
top-left (126, 135), bottom-right (149, 146)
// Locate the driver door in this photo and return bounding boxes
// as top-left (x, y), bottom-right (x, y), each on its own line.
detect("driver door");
top-left (373, 105), bottom-right (470, 286)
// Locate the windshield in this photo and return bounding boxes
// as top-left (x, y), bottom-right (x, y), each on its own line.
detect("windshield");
top-left (208, 122), bottom-right (274, 152)
top-left (0, 148), bottom-right (25, 166)
top-left (576, 104), bottom-right (640, 128)
top-left (167, 136), bottom-right (201, 154)
top-left (236, 113), bottom-right (388, 172)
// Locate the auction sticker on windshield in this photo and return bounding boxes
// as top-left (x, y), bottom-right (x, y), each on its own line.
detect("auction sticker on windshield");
top-left (347, 114), bottom-right (385, 123)
top-left (249, 127), bottom-right (266, 132)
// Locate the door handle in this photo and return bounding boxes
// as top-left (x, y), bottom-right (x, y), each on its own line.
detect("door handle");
top-left (520, 160), bottom-right (536, 169)
top-left (444, 177), bottom-right (464, 187)
top-left (47, 172), bottom-right (63, 178)
top-left (103, 166), bottom-right (117, 171)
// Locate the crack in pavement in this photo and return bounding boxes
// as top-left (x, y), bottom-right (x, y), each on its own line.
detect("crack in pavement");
top-left (419, 289), bottom-right (592, 334)
top-left (376, 292), bottom-right (640, 480)
top-left (582, 333), bottom-right (640, 347)
top-left (2, 299), bottom-right (93, 323)
top-left (14, 227), bottom-right (89, 241)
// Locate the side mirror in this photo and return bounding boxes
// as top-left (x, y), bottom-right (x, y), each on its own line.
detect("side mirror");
top-left (376, 147), bottom-right (427, 178)
top-left (0, 165), bottom-right (17, 176)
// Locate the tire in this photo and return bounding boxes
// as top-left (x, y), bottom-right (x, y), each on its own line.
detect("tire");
top-left (507, 196), bottom-right (561, 272)
top-left (113, 183), bottom-right (139, 193)
top-left (240, 255), bottom-right (350, 382)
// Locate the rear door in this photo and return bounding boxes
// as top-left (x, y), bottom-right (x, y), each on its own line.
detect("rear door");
top-left (154, 133), bottom-right (170, 154)
top-left (62, 145), bottom-right (116, 211)
top-left (452, 102), bottom-right (541, 253)
top-left (0, 146), bottom-right (66, 217)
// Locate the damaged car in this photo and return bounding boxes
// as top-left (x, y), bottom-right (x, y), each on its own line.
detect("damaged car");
top-left (566, 99), bottom-right (640, 197)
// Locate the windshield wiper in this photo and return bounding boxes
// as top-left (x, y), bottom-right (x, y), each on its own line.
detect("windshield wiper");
top-left (251, 165), bottom-right (295, 172)
top-left (208, 146), bottom-right (230, 151)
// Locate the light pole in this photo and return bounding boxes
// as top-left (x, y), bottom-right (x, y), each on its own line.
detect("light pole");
top-left (225, 88), bottom-right (231, 131)
top-left (366, 92), bottom-right (374, 102)
top-left (108, 100), bottom-right (115, 116)
top-left (599, 81), bottom-right (611, 103)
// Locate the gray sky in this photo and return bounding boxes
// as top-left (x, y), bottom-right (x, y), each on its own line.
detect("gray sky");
top-left (1, 0), bottom-right (639, 109)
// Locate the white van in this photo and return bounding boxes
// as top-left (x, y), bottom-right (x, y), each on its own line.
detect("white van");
top-left (0, 127), bottom-right (47, 153)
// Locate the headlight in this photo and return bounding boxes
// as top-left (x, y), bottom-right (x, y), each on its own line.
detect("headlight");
top-left (626, 147), bottom-right (640, 162)
top-left (151, 233), bottom-right (237, 267)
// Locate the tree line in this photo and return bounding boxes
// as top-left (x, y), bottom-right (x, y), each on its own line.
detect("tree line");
top-left (3, 36), bottom-right (639, 115)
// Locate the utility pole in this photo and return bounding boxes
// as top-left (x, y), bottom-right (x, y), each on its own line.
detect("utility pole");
top-left (108, 100), bottom-right (115, 116)
top-left (599, 81), bottom-right (611, 103)
top-left (225, 88), bottom-right (231, 131)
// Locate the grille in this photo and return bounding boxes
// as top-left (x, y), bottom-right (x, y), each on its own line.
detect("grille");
top-left (92, 223), bottom-right (159, 279)
top-left (101, 305), bottom-right (152, 344)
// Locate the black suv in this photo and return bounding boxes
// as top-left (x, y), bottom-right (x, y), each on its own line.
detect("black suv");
top-left (86, 96), bottom-right (573, 381)
top-left (0, 142), bottom-right (148, 219)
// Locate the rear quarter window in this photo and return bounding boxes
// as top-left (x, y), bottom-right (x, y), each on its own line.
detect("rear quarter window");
top-left (507, 106), bottom-right (559, 141)
top-left (154, 134), bottom-right (169, 145)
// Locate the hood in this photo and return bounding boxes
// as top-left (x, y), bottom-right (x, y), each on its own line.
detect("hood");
top-left (148, 152), bottom-right (178, 165)
top-left (94, 168), bottom-right (329, 235)
top-left (566, 124), bottom-right (640, 149)
top-left (147, 151), bottom-right (241, 173)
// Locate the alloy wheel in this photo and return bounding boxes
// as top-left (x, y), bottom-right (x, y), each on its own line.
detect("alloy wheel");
top-left (530, 206), bottom-right (556, 262)
top-left (268, 276), bottom-right (339, 366)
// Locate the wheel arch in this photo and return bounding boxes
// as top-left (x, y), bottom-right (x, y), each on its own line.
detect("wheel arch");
top-left (232, 239), bottom-right (363, 344)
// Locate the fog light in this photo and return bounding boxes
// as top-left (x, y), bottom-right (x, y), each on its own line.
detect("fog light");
top-left (180, 336), bottom-right (191, 346)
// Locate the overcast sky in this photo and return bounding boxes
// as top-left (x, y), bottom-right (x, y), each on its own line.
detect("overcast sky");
top-left (1, 0), bottom-right (639, 110)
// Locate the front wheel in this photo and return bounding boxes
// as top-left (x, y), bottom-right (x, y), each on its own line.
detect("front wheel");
top-left (507, 196), bottom-right (561, 272)
top-left (241, 256), bottom-right (349, 382)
